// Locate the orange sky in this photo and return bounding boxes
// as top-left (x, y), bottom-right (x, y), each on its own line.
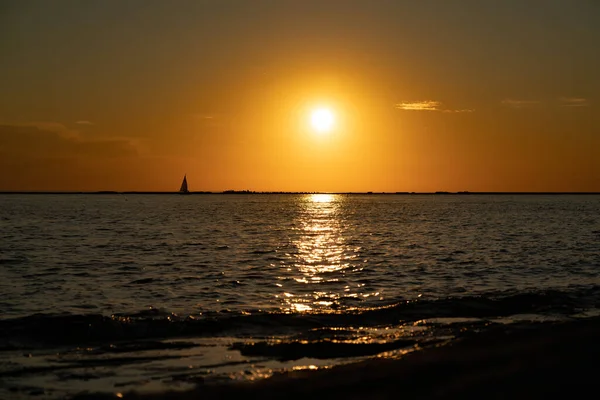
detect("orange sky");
top-left (1, 1), bottom-right (598, 192)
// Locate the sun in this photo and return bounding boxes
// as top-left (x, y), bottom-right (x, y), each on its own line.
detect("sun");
top-left (310, 108), bottom-right (335, 133)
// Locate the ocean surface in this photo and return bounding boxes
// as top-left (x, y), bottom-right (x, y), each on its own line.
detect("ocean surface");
top-left (1, 193), bottom-right (599, 398)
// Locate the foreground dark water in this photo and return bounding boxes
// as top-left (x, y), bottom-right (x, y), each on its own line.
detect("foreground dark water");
top-left (1, 194), bottom-right (599, 398)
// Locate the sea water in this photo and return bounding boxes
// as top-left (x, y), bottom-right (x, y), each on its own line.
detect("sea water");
top-left (1, 194), bottom-right (599, 398)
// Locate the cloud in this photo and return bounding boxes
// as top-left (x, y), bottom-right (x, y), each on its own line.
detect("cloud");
top-left (0, 123), bottom-right (138, 159)
top-left (502, 97), bottom-right (591, 109)
top-left (15, 121), bottom-right (72, 132)
top-left (501, 99), bottom-right (541, 109)
top-left (190, 113), bottom-right (227, 128)
top-left (558, 97), bottom-right (589, 107)
top-left (6, 121), bottom-right (81, 139)
top-left (75, 120), bottom-right (94, 125)
top-left (442, 109), bottom-right (475, 113)
top-left (191, 113), bottom-right (223, 120)
top-left (395, 101), bottom-right (473, 113)
top-left (395, 101), bottom-right (441, 111)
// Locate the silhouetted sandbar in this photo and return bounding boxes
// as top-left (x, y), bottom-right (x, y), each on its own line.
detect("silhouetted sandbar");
top-left (75, 318), bottom-right (600, 399)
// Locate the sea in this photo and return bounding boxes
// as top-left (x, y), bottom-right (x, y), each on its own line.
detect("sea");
top-left (1, 193), bottom-right (599, 398)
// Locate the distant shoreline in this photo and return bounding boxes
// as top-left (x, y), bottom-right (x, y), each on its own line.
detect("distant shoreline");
top-left (1, 191), bottom-right (599, 195)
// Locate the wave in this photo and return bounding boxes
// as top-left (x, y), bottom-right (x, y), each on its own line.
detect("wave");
top-left (1, 285), bottom-right (599, 347)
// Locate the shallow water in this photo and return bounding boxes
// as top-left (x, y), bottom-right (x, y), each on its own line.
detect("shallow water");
top-left (1, 194), bottom-right (599, 398)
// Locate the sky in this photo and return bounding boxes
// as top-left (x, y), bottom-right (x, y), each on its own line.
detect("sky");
top-left (1, 0), bottom-right (599, 192)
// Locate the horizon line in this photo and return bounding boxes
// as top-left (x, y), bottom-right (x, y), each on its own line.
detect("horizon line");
top-left (1, 191), bottom-right (599, 195)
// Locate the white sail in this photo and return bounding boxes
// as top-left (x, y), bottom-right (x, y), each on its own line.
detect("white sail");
top-left (179, 175), bottom-right (189, 193)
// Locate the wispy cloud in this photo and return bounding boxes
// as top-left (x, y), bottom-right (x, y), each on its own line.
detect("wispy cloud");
top-left (395, 101), bottom-right (473, 113)
top-left (502, 97), bottom-right (590, 109)
top-left (10, 121), bottom-right (80, 139)
top-left (16, 121), bottom-right (68, 131)
top-left (0, 122), bottom-right (139, 158)
top-left (558, 97), bottom-right (589, 107)
top-left (75, 120), bottom-right (93, 125)
top-left (442, 109), bottom-right (474, 113)
top-left (190, 113), bottom-right (226, 128)
top-left (395, 101), bottom-right (441, 111)
top-left (501, 99), bottom-right (541, 109)
top-left (191, 113), bottom-right (219, 120)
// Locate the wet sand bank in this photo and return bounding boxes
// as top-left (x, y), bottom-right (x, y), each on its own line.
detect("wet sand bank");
top-left (77, 317), bottom-right (600, 399)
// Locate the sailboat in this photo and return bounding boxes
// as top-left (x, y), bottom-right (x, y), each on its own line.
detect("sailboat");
top-left (179, 174), bottom-right (190, 194)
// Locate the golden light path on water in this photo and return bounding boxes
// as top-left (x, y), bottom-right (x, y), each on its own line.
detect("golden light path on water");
top-left (278, 193), bottom-right (372, 313)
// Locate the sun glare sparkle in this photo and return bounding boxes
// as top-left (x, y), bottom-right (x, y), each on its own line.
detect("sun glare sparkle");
top-left (310, 108), bottom-right (334, 133)
top-left (310, 193), bottom-right (334, 203)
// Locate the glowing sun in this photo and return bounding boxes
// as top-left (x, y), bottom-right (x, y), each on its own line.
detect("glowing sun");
top-left (310, 108), bottom-right (335, 133)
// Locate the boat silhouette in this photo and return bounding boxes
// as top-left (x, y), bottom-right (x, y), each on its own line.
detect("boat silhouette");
top-left (179, 174), bottom-right (190, 194)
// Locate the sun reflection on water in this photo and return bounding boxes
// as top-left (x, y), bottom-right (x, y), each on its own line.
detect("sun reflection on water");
top-left (310, 193), bottom-right (335, 203)
top-left (279, 194), bottom-right (362, 313)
